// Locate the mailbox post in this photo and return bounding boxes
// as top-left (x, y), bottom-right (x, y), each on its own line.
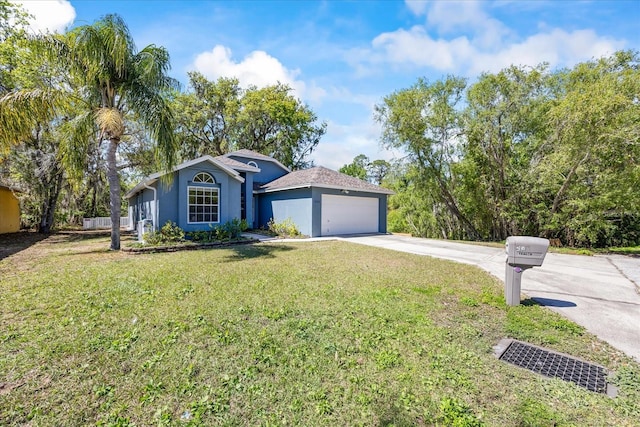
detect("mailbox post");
top-left (505, 236), bottom-right (550, 306)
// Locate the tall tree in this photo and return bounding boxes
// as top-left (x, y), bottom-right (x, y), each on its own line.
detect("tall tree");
top-left (0, 14), bottom-right (178, 249)
top-left (537, 51), bottom-right (640, 246)
top-left (236, 83), bottom-right (326, 169)
top-left (172, 74), bottom-right (326, 169)
top-left (464, 64), bottom-right (550, 239)
top-left (0, 1), bottom-right (69, 232)
top-left (0, 0), bottom-right (29, 94)
top-left (173, 73), bottom-right (241, 160)
top-left (339, 154), bottom-right (369, 180)
top-left (339, 155), bottom-right (391, 184)
top-left (375, 76), bottom-right (481, 240)
top-left (368, 159), bottom-right (391, 185)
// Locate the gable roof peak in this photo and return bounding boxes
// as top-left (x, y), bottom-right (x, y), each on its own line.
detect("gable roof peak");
top-left (224, 149), bottom-right (291, 172)
top-left (125, 155), bottom-right (245, 199)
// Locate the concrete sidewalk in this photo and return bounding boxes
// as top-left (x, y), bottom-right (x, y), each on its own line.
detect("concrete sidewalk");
top-left (338, 234), bottom-right (640, 362)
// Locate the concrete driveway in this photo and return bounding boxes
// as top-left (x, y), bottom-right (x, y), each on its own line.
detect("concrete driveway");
top-left (340, 234), bottom-right (640, 362)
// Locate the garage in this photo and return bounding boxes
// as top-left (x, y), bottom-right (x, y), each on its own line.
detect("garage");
top-left (321, 194), bottom-right (379, 236)
top-left (258, 165), bottom-right (393, 237)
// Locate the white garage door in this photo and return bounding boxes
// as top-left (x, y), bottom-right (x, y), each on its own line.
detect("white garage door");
top-left (321, 194), bottom-right (379, 236)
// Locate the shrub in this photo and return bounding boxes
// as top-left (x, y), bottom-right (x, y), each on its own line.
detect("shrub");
top-left (213, 218), bottom-right (248, 241)
top-left (160, 221), bottom-right (185, 241)
top-left (143, 221), bottom-right (185, 245)
top-left (185, 219), bottom-right (249, 243)
top-left (267, 218), bottom-right (301, 238)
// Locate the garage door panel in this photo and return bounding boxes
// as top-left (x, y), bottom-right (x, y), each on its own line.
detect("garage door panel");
top-left (321, 194), bottom-right (378, 236)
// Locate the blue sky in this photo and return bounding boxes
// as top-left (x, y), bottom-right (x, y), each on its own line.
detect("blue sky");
top-left (15, 0), bottom-right (640, 170)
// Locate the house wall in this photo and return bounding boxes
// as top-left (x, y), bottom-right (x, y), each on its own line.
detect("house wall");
top-left (157, 173), bottom-right (178, 227)
top-left (127, 186), bottom-right (158, 231)
top-left (257, 187), bottom-right (389, 237)
top-left (127, 162), bottom-right (246, 233)
top-left (257, 188), bottom-right (313, 236)
top-left (175, 164), bottom-right (242, 232)
top-left (228, 154), bottom-right (288, 183)
top-left (0, 187), bottom-right (20, 233)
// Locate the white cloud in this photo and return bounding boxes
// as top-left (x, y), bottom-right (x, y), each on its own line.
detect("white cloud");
top-left (365, 2), bottom-right (625, 76)
top-left (469, 29), bottom-right (622, 75)
top-left (405, 0), bottom-right (429, 16)
top-left (426, 1), bottom-right (511, 48)
top-left (372, 26), bottom-right (473, 71)
top-left (192, 45), bottom-right (326, 102)
top-left (13, 0), bottom-right (75, 34)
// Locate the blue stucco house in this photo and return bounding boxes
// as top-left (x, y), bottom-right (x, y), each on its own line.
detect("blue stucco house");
top-left (126, 149), bottom-right (393, 237)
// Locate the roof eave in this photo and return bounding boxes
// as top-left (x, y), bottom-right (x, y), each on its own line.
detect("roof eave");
top-left (126, 155), bottom-right (247, 199)
top-left (225, 151), bottom-right (291, 173)
top-left (125, 177), bottom-right (159, 199)
top-left (258, 183), bottom-right (394, 195)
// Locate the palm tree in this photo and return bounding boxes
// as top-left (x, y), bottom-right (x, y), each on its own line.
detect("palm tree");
top-left (0, 14), bottom-right (177, 249)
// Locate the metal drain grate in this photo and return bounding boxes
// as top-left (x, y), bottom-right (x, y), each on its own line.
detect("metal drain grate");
top-left (496, 339), bottom-right (608, 394)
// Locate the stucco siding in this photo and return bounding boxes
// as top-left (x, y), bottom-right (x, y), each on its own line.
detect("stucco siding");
top-left (157, 173), bottom-right (178, 228)
top-left (129, 187), bottom-right (158, 231)
top-left (228, 155), bottom-right (288, 183)
top-left (0, 187), bottom-right (20, 233)
top-left (177, 165), bottom-right (225, 232)
top-left (258, 188), bottom-right (312, 236)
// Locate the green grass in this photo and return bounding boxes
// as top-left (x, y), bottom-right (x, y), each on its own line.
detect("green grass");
top-left (604, 246), bottom-right (640, 256)
top-left (1, 234), bottom-right (639, 426)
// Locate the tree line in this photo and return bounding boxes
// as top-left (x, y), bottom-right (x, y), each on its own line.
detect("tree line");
top-left (343, 51), bottom-right (638, 247)
top-left (2, 3), bottom-right (638, 249)
top-left (0, 6), bottom-right (325, 249)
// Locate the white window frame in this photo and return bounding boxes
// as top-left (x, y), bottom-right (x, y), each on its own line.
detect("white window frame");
top-left (247, 161), bottom-right (258, 168)
top-left (187, 185), bottom-right (220, 224)
top-left (193, 172), bottom-right (215, 184)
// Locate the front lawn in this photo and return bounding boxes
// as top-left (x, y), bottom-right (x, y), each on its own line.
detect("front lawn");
top-left (1, 233), bottom-right (639, 425)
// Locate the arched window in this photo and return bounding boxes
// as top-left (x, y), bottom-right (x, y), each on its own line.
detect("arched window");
top-left (247, 161), bottom-right (258, 168)
top-left (193, 172), bottom-right (215, 183)
top-left (188, 172), bottom-right (219, 223)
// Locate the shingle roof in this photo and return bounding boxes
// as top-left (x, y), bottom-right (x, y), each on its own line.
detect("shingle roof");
top-left (125, 155), bottom-right (245, 199)
top-left (215, 155), bottom-right (261, 172)
top-left (259, 166), bottom-right (394, 195)
top-left (224, 149), bottom-right (290, 172)
top-left (229, 149), bottom-right (275, 161)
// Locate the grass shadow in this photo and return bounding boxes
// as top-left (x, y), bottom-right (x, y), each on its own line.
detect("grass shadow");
top-left (223, 243), bottom-right (296, 261)
top-left (49, 230), bottom-right (114, 243)
top-left (376, 403), bottom-right (422, 427)
top-left (0, 231), bottom-right (48, 261)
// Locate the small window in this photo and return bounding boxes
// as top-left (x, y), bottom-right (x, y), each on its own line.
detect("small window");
top-left (247, 161), bottom-right (258, 168)
top-left (193, 172), bottom-right (215, 183)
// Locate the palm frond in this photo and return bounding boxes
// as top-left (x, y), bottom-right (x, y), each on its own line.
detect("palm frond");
top-left (0, 88), bottom-right (61, 152)
top-left (134, 45), bottom-right (180, 92)
top-left (126, 82), bottom-right (177, 171)
top-left (59, 110), bottom-right (97, 183)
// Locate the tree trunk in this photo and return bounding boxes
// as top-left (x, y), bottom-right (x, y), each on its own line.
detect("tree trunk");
top-left (38, 165), bottom-right (63, 234)
top-left (106, 138), bottom-right (121, 250)
top-left (431, 167), bottom-right (481, 240)
top-left (550, 151), bottom-right (590, 216)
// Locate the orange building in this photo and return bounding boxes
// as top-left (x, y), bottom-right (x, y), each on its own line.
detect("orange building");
top-left (0, 185), bottom-right (20, 233)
